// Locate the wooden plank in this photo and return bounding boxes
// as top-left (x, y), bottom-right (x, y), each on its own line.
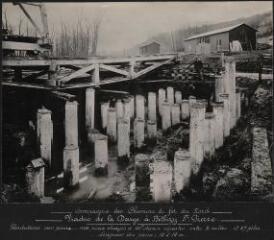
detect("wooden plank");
top-left (23, 69), bottom-right (49, 81)
top-left (2, 81), bottom-right (53, 90)
top-left (51, 91), bottom-right (76, 101)
top-left (236, 72), bottom-right (273, 80)
top-left (3, 55), bottom-right (176, 67)
top-left (59, 64), bottom-right (95, 83)
top-left (134, 58), bottom-right (173, 78)
top-left (2, 41), bottom-right (48, 52)
top-left (100, 64), bottom-right (129, 77)
top-left (99, 89), bottom-right (129, 96)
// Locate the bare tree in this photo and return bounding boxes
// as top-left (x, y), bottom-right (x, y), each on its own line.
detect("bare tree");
top-left (2, 7), bottom-right (9, 30)
top-left (90, 15), bottom-right (102, 56)
top-left (18, 14), bottom-right (24, 35)
top-left (53, 13), bottom-right (103, 58)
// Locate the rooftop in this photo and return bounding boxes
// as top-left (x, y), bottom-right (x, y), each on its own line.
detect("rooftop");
top-left (185, 23), bottom-right (257, 41)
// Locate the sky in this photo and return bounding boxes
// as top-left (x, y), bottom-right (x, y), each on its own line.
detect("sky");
top-left (2, 2), bottom-right (272, 54)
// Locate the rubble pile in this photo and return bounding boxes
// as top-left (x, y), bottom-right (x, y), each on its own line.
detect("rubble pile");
top-left (193, 81), bottom-right (272, 201)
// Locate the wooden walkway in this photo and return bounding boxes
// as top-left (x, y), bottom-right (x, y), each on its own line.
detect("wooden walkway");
top-left (2, 55), bottom-right (176, 90)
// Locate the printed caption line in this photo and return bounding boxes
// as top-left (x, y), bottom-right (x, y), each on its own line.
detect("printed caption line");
top-left (35, 219), bottom-right (63, 222)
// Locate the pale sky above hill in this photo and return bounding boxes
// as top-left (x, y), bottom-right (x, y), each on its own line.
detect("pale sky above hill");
top-left (2, 2), bottom-right (272, 54)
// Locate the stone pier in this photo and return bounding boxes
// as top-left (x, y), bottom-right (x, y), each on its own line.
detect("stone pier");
top-left (107, 108), bottom-right (117, 142)
top-left (219, 93), bottom-right (230, 137)
top-left (158, 88), bottom-right (166, 116)
top-left (175, 91), bottom-right (182, 104)
top-left (181, 100), bottom-right (190, 120)
top-left (189, 96), bottom-right (197, 111)
top-left (147, 120), bottom-right (157, 145)
top-left (161, 101), bottom-right (171, 131)
top-left (167, 86), bottom-right (174, 104)
top-left (204, 112), bottom-right (216, 158)
top-left (26, 158), bottom-right (45, 197)
top-left (135, 154), bottom-right (150, 189)
top-left (134, 118), bottom-right (145, 149)
top-left (189, 102), bottom-right (206, 174)
top-left (123, 98), bottom-right (131, 120)
top-left (223, 59), bottom-right (236, 129)
top-left (150, 152), bottom-right (172, 202)
top-left (148, 92), bottom-right (157, 122)
top-left (115, 99), bottom-right (124, 120)
top-left (215, 74), bottom-right (224, 102)
top-left (129, 95), bottom-right (135, 119)
top-left (37, 108), bottom-right (53, 166)
top-left (65, 101), bottom-right (78, 147)
top-left (171, 103), bottom-right (180, 126)
top-left (174, 149), bottom-right (192, 193)
top-left (212, 102), bottom-right (224, 149)
top-left (118, 119), bottom-right (130, 163)
top-left (85, 88), bottom-right (95, 130)
top-left (94, 134), bottom-right (108, 174)
top-left (63, 145), bottom-right (79, 187)
top-left (136, 95), bottom-right (145, 120)
top-left (236, 89), bottom-right (241, 121)
top-left (101, 101), bottom-right (110, 130)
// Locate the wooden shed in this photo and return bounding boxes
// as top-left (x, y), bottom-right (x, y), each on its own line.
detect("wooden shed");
top-left (139, 41), bottom-right (161, 55)
top-left (184, 23), bottom-right (257, 54)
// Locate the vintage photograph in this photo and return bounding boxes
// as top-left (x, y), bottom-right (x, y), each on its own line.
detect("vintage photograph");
top-left (1, 1), bottom-right (273, 204)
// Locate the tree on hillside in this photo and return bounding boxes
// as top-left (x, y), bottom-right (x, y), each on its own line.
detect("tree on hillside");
top-left (52, 13), bottom-right (103, 58)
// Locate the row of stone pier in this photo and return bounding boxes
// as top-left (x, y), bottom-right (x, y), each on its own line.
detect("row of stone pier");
top-left (28, 57), bottom-right (242, 201)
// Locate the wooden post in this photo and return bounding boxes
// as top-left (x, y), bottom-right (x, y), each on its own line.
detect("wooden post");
top-left (129, 60), bottom-right (135, 78)
top-left (92, 63), bottom-right (100, 85)
top-left (85, 88), bottom-right (95, 130)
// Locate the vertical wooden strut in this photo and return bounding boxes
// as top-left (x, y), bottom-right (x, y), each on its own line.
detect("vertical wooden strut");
top-left (93, 63), bottom-right (100, 85)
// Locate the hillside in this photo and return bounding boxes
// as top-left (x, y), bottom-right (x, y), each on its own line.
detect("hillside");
top-left (128, 11), bottom-right (272, 54)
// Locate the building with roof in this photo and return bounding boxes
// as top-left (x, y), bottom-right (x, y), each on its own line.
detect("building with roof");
top-left (139, 40), bottom-right (161, 55)
top-left (184, 23), bottom-right (257, 55)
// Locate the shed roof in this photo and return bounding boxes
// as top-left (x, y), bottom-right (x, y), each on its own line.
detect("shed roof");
top-left (138, 40), bottom-right (161, 48)
top-left (185, 23), bottom-right (257, 41)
